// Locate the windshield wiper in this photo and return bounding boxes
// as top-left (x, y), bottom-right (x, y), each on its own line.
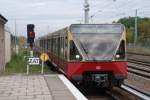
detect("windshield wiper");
top-left (78, 39), bottom-right (89, 60)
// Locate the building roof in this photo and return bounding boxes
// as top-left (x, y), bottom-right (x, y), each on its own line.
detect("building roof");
top-left (0, 14), bottom-right (8, 24)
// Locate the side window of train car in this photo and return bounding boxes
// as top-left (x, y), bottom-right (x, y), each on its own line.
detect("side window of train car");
top-left (56, 37), bottom-right (59, 56)
top-left (55, 38), bottom-right (57, 55)
top-left (60, 37), bottom-right (64, 59)
top-left (54, 38), bottom-right (57, 54)
top-left (47, 39), bottom-right (49, 50)
top-left (116, 40), bottom-right (125, 60)
top-left (49, 39), bottom-right (52, 52)
top-left (50, 38), bottom-right (53, 52)
top-left (51, 38), bottom-right (53, 53)
top-left (53, 38), bottom-right (55, 53)
top-left (70, 40), bottom-right (82, 61)
top-left (40, 40), bottom-right (42, 47)
top-left (41, 40), bottom-right (44, 49)
top-left (48, 39), bottom-right (50, 50)
top-left (63, 37), bottom-right (65, 59)
top-left (41, 40), bottom-right (43, 49)
top-left (45, 39), bottom-right (48, 51)
top-left (44, 40), bottom-right (46, 51)
top-left (58, 37), bottom-right (61, 57)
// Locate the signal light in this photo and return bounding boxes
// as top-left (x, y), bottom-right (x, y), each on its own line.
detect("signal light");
top-left (27, 24), bottom-right (35, 48)
top-left (29, 43), bottom-right (33, 49)
top-left (29, 32), bottom-right (35, 38)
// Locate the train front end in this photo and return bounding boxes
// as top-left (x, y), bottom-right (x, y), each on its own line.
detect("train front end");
top-left (67, 24), bottom-right (127, 87)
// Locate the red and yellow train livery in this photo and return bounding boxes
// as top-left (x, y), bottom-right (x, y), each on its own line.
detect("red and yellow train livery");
top-left (37, 24), bottom-right (127, 87)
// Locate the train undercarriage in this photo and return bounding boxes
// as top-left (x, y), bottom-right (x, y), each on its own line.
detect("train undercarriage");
top-left (72, 72), bottom-right (124, 88)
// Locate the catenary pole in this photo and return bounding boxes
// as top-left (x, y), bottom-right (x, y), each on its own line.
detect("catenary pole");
top-left (134, 9), bottom-right (138, 45)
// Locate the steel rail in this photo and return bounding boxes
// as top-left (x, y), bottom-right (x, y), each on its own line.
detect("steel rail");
top-left (105, 91), bottom-right (120, 100)
top-left (127, 68), bottom-right (150, 79)
top-left (121, 84), bottom-right (150, 100)
top-left (128, 65), bottom-right (150, 73)
top-left (128, 58), bottom-right (150, 66)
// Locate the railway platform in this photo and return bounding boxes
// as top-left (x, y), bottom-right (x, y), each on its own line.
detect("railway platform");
top-left (0, 74), bottom-right (87, 100)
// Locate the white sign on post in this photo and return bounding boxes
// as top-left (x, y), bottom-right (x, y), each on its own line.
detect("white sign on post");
top-left (28, 57), bottom-right (40, 65)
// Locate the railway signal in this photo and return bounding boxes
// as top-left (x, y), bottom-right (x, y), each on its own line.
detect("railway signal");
top-left (27, 24), bottom-right (35, 48)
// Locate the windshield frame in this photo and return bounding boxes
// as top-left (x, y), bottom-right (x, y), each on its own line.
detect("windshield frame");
top-left (69, 24), bottom-right (125, 61)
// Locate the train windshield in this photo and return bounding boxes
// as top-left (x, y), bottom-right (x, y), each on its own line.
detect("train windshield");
top-left (70, 24), bottom-right (124, 61)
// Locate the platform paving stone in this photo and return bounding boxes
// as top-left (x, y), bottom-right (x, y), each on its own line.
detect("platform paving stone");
top-left (44, 75), bottom-right (76, 100)
top-left (0, 74), bottom-right (79, 100)
top-left (0, 75), bottom-right (53, 100)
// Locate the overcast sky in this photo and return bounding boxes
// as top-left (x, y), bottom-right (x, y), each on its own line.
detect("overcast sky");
top-left (0, 0), bottom-right (150, 37)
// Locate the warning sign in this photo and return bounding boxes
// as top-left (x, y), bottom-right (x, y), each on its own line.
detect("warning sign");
top-left (40, 53), bottom-right (49, 62)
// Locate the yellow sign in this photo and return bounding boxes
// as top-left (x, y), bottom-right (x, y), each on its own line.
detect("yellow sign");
top-left (40, 53), bottom-right (49, 62)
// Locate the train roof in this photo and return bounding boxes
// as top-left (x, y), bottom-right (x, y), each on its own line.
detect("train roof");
top-left (39, 23), bottom-right (124, 40)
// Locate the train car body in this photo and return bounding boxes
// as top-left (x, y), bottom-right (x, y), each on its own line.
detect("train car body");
top-left (38, 24), bottom-right (127, 87)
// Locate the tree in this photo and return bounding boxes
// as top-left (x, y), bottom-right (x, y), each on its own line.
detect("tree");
top-left (117, 17), bottom-right (150, 44)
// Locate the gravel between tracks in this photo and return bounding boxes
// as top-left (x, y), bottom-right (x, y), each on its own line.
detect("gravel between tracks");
top-left (125, 73), bottom-right (150, 94)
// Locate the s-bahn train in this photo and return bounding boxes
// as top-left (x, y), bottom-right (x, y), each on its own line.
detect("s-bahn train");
top-left (36, 24), bottom-right (127, 88)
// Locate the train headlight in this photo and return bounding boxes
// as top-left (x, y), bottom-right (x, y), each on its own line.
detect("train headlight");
top-left (116, 54), bottom-right (120, 58)
top-left (75, 55), bottom-right (80, 59)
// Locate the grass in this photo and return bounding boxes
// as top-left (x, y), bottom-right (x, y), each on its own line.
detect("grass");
top-left (1, 49), bottom-right (55, 75)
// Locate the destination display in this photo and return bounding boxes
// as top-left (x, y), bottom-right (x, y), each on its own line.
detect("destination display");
top-left (70, 24), bottom-right (124, 34)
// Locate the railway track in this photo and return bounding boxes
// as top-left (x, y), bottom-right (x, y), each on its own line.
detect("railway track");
top-left (121, 84), bottom-right (150, 100)
top-left (83, 84), bottom-right (150, 100)
top-left (127, 60), bottom-right (150, 79)
top-left (128, 58), bottom-right (150, 66)
top-left (83, 88), bottom-right (122, 100)
top-left (74, 83), bottom-right (144, 100)
top-left (85, 52), bottom-right (150, 100)
top-left (127, 65), bottom-right (150, 79)
top-left (127, 53), bottom-right (150, 79)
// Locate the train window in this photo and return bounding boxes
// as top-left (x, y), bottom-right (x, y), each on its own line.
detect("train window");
top-left (54, 38), bottom-right (57, 54)
top-left (57, 38), bottom-right (59, 56)
top-left (47, 39), bottom-right (49, 50)
top-left (51, 39), bottom-right (52, 52)
top-left (48, 39), bottom-right (50, 50)
top-left (44, 40), bottom-right (46, 51)
top-left (41, 40), bottom-right (43, 48)
top-left (40, 40), bottom-right (41, 47)
top-left (58, 37), bottom-right (61, 57)
top-left (60, 37), bottom-right (64, 59)
top-left (43, 40), bottom-right (45, 51)
top-left (52, 38), bottom-right (54, 52)
top-left (45, 39), bottom-right (48, 50)
top-left (115, 40), bottom-right (125, 60)
top-left (70, 40), bottom-right (82, 61)
top-left (55, 38), bottom-right (58, 55)
top-left (43, 40), bottom-right (45, 49)
top-left (49, 39), bottom-right (52, 51)
top-left (42, 40), bottom-right (44, 49)
top-left (52, 38), bottom-right (56, 54)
